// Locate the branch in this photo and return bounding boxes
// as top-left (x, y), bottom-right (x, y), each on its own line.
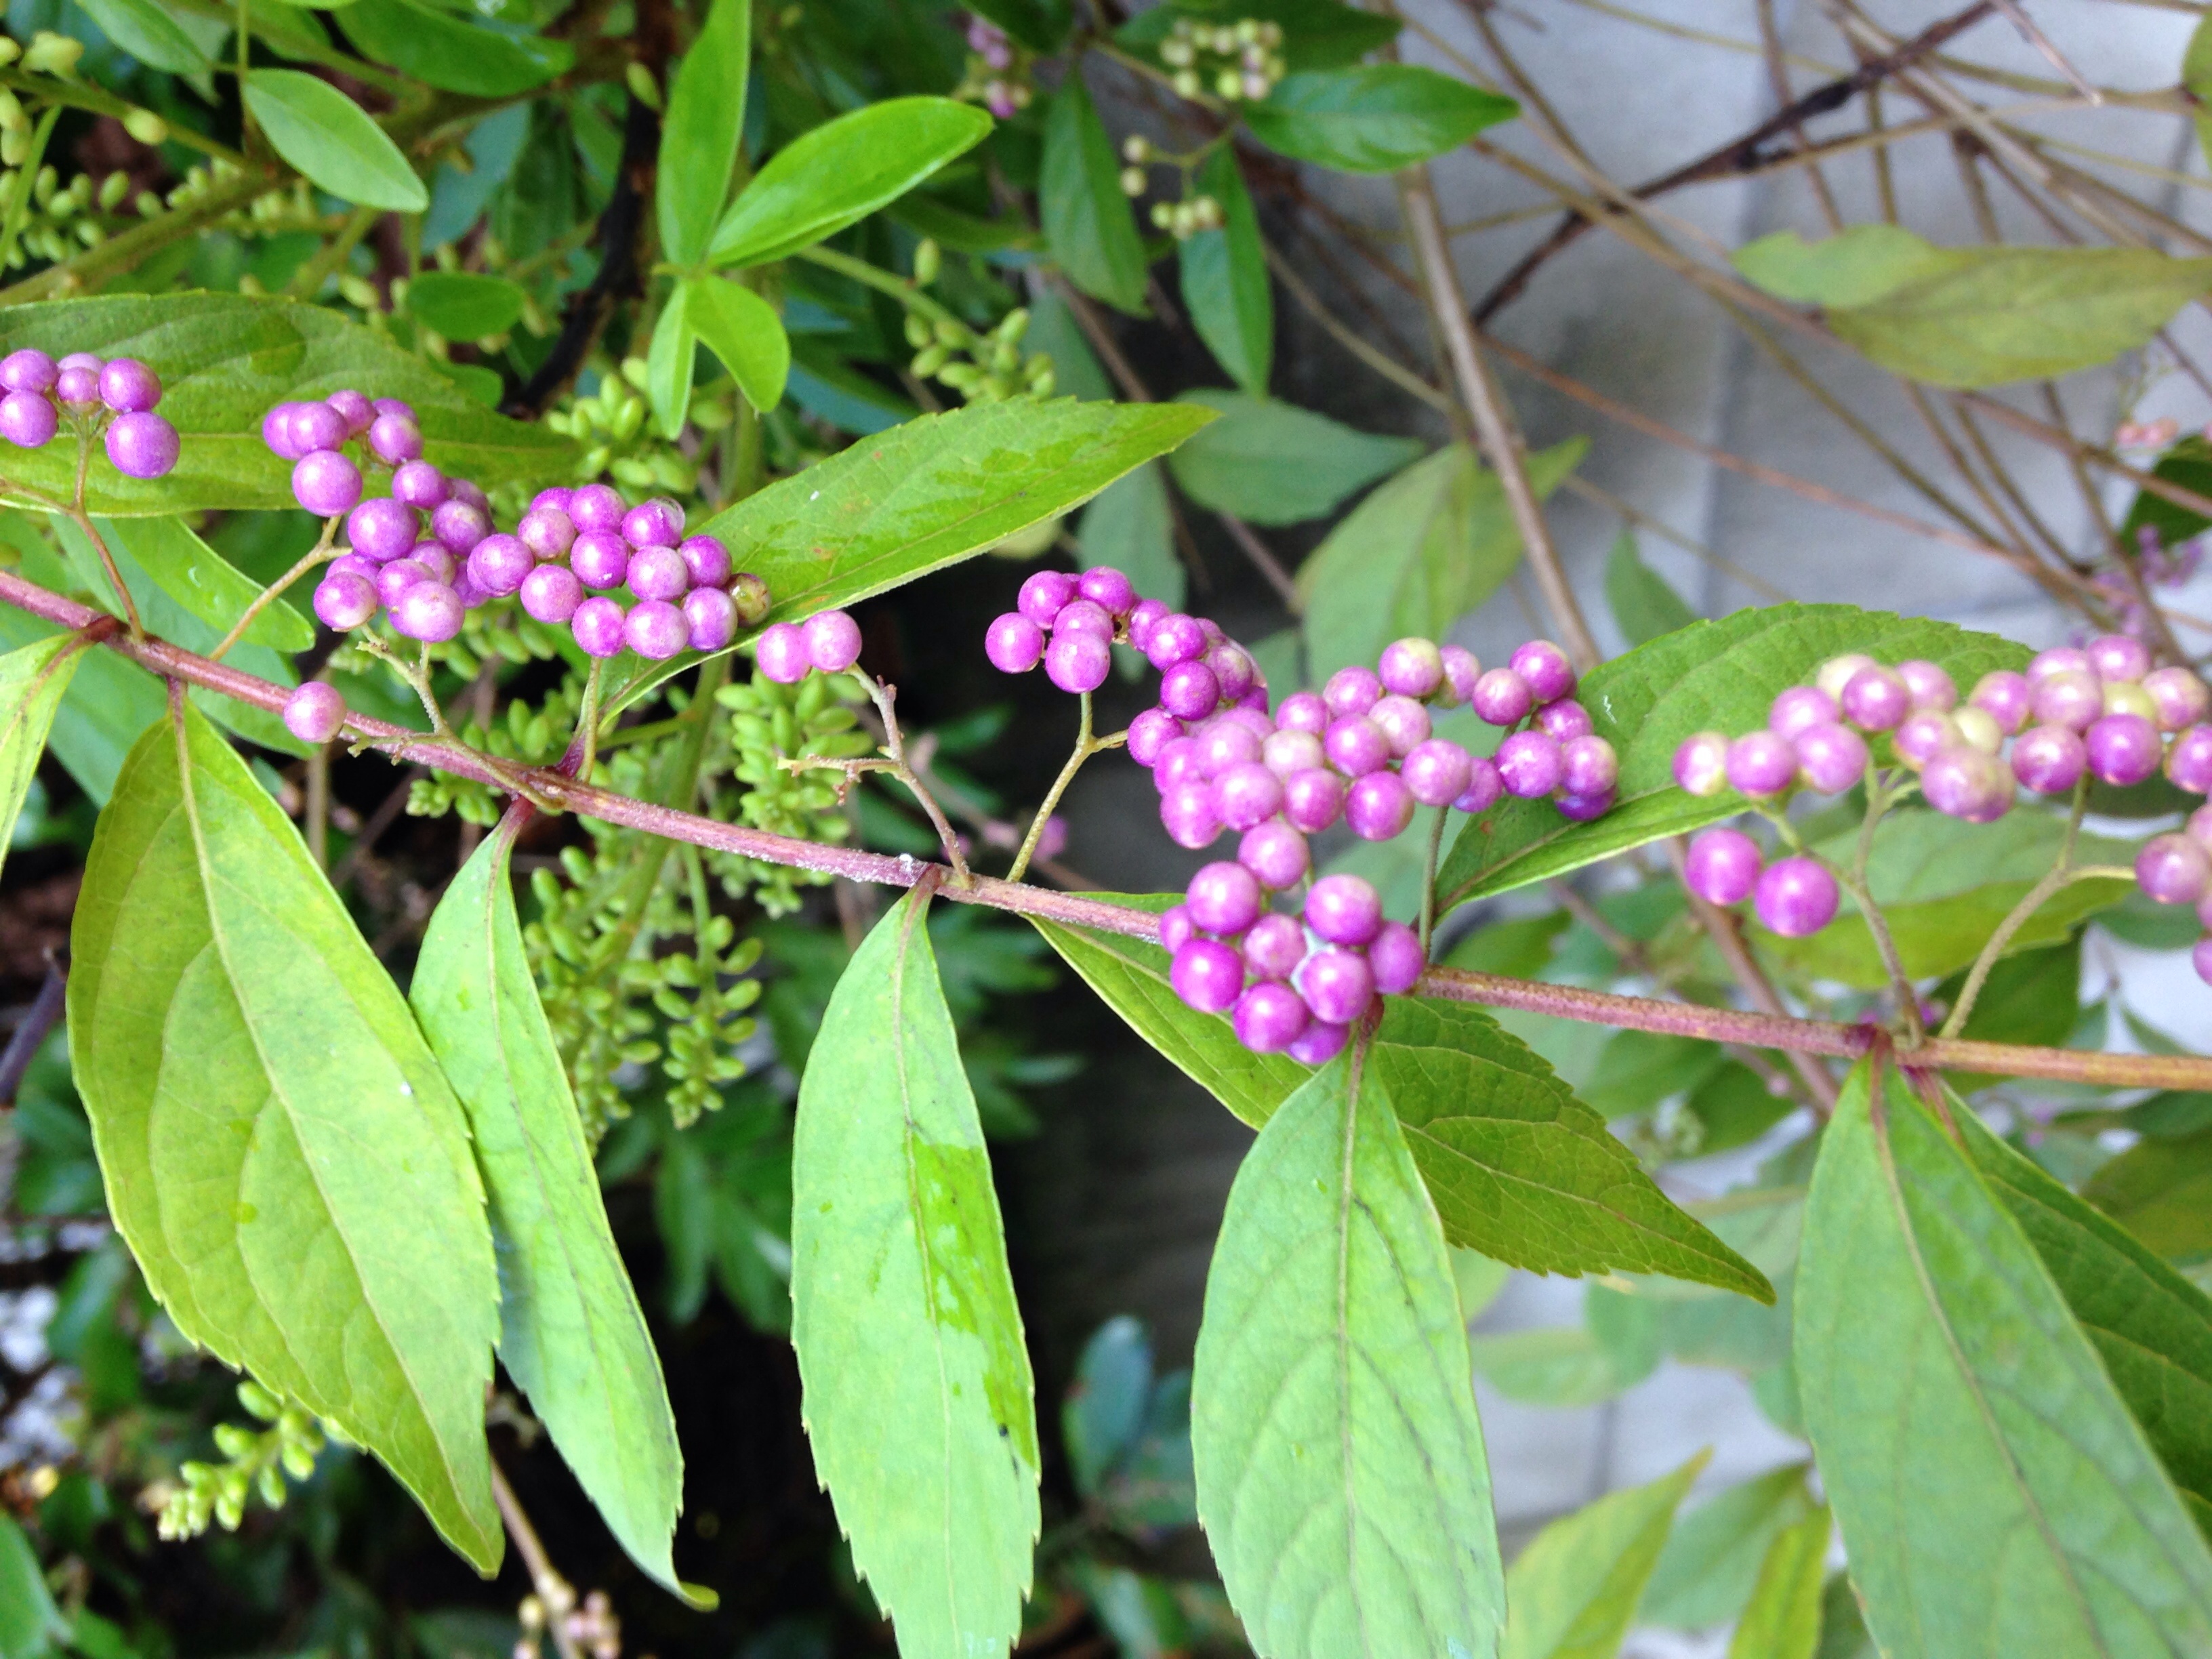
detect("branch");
top-left (3, 567), bottom-right (2209, 1090)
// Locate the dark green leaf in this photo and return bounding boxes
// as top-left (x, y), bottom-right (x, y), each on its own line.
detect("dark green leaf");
top-left (1244, 66), bottom-right (1517, 173)
top-left (605, 397), bottom-right (1212, 712)
top-left (1168, 388), bottom-right (1422, 525)
top-left (0, 634), bottom-right (83, 882)
top-left (412, 834), bottom-right (701, 1605)
top-left (77, 0), bottom-right (211, 73)
top-left (791, 889), bottom-right (1038, 1657)
top-left (1041, 75), bottom-right (1149, 314)
top-left (1115, 0), bottom-right (1398, 71)
top-left (1796, 1063), bottom-right (2212, 1656)
top-left (1064, 1316), bottom-right (1153, 1498)
top-left (1817, 1576), bottom-right (1878, 1659)
top-left (1178, 150), bottom-right (1271, 394)
top-left (1727, 1507), bottom-right (1830, 1659)
top-left (1604, 528), bottom-right (1697, 645)
top-left (70, 705), bottom-right (501, 1570)
top-left (1582, 1031), bottom-right (1723, 1118)
top-left (966, 0), bottom-right (1069, 52)
top-left (1500, 1455), bottom-right (1700, 1659)
top-left (1685, 1063), bottom-right (1793, 1155)
top-left (0, 293), bottom-right (575, 512)
top-left (1935, 938), bottom-right (2081, 1090)
top-left (1436, 604), bottom-right (2029, 909)
top-left (2121, 434), bottom-right (2212, 548)
top-left (644, 289), bottom-right (696, 443)
top-left (244, 70), bottom-right (429, 212)
top-left (687, 276), bottom-right (790, 414)
top-left (0, 1511), bottom-right (65, 1659)
top-left (1297, 440), bottom-right (1583, 678)
top-left (406, 271), bottom-right (529, 342)
top-left (1193, 1042), bottom-right (1502, 1658)
top-left (710, 98), bottom-right (991, 268)
top-left (1641, 1465), bottom-right (1816, 1631)
top-left (657, 0), bottom-right (752, 266)
top-left (339, 0), bottom-right (572, 94)
top-left (2085, 1129), bottom-right (2212, 1265)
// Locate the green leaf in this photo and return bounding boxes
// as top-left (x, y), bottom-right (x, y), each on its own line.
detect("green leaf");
top-left (0, 1511), bottom-right (65, 1659)
top-left (656, 0), bottom-right (751, 266)
top-left (70, 705), bottom-right (501, 1570)
top-left (1795, 1063), bottom-right (2212, 1658)
top-left (1685, 1062), bottom-right (1793, 1155)
top-left (1469, 1319), bottom-right (1655, 1408)
top-left (77, 0), bottom-right (211, 73)
top-left (1727, 1507), bottom-right (1830, 1659)
top-left (1961, 1106), bottom-right (2212, 1536)
top-left (966, 0), bottom-right (1069, 52)
top-left (710, 98), bottom-right (991, 269)
top-left (791, 888), bottom-right (1038, 1658)
top-left (1736, 228), bottom-right (2212, 389)
top-left (1192, 1042), bottom-right (1503, 1659)
top-left (686, 277), bottom-right (791, 415)
top-left (2122, 433), bottom-right (2212, 548)
top-left (1040, 74), bottom-right (1149, 314)
top-left (1436, 604), bottom-right (2029, 909)
top-left (1297, 440), bottom-right (1583, 678)
top-left (1168, 389), bottom-right (1422, 526)
top-left (1603, 529), bottom-right (1696, 646)
top-left (1500, 1454), bottom-right (1702, 1659)
top-left (2187, 18), bottom-right (2212, 172)
top-left (243, 70), bottom-right (428, 213)
top-left (406, 271), bottom-right (529, 342)
top-left (2086, 1130), bottom-right (2212, 1265)
top-left (1178, 150), bottom-right (1271, 394)
top-left (0, 605), bottom-right (160, 804)
top-left (0, 293), bottom-right (574, 512)
top-left (1063, 1316), bottom-right (1153, 1498)
top-left (108, 514), bottom-right (314, 653)
top-left (1935, 938), bottom-right (2081, 1090)
top-left (604, 397), bottom-right (1212, 712)
top-left (1582, 1030), bottom-right (1723, 1118)
top-left (337, 0), bottom-right (573, 94)
top-left (644, 289), bottom-right (697, 443)
top-left (1031, 910), bottom-right (1769, 1298)
top-left (0, 634), bottom-right (83, 882)
top-left (1244, 66), bottom-right (1517, 174)
top-left (411, 833), bottom-right (700, 1606)
top-left (1115, 0), bottom-right (1399, 71)
top-left (1078, 461), bottom-right (1181, 610)
top-left (1640, 1465), bottom-right (1816, 1631)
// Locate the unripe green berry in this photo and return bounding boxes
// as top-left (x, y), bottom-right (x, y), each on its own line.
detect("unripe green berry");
top-left (625, 60), bottom-right (663, 110)
top-left (903, 313), bottom-right (933, 348)
top-left (1122, 134), bottom-right (1151, 163)
top-left (913, 236), bottom-right (941, 284)
top-left (911, 342), bottom-right (949, 377)
top-left (1120, 165), bottom-right (1146, 197)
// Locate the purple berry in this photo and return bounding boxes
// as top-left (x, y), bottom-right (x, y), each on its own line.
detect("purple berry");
top-left (1498, 731), bottom-right (1565, 798)
top-left (2088, 634), bottom-right (2152, 685)
top-left (327, 389), bottom-right (375, 434)
top-left (1345, 771), bottom-right (1414, 840)
top-left (312, 570), bottom-right (377, 631)
top-left (1509, 640), bottom-right (1576, 704)
top-left (1897, 659), bottom-right (1957, 712)
top-left (1969, 670), bottom-right (2033, 735)
top-left (1283, 769), bottom-right (1345, 834)
top-left (569, 483), bottom-right (626, 533)
top-left (346, 497), bottom-right (417, 563)
top-left (1187, 861), bottom-right (1263, 935)
top-left (1296, 947), bottom-right (1375, 1026)
top-left (1288, 1021), bottom-right (1350, 1066)
top-left (283, 681), bottom-right (346, 745)
top-left (293, 449), bottom-right (363, 517)
top-left (2085, 712), bottom-right (2162, 786)
top-left (429, 498), bottom-right (489, 555)
top-left (1046, 631), bottom-right (1111, 694)
top-left (1215, 762), bottom-right (1286, 830)
top-left (1560, 735), bottom-right (1618, 796)
top-left (1438, 645), bottom-right (1480, 708)
top-left (626, 546), bottom-right (689, 603)
top-left (621, 497), bottom-right (684, 548)
top-left (1471, 668), bottom-right (1534, 726)
top-left (375, 558), bottom-right (431, 609)
top-left (467, 533), bottom-right (532, 597)
top-left (1219, 705), bottom-right (1274, 740)
top-left (1155, 737), bottom-right (1206, 793)
top-left (682, 586), bottom-right (738, 651)
top-left (54, 366), bottom-right (98, 409)
top-left (2011, 724), bottom-right (2087, 794)
top-left (1018, 569), bottom-right (1076, 627)
top-left (2195, 937), bottom-right (2212, 987)
top-left (1555, 790), bottom-right (1615, 822)
top-left (392, 459), bottom-right (449, 509)
top-left (1306, 874), bottom-right (1382, 947)
top-left (1277, 693), bottom-right (1328, 734)
top-left (1726, 731), bottom-right (1796, 798)
top-left (2137, 834), bottom-right (2212, 907)
top-left (1891, 712), bottom-right (1958, 769)
top-left (1403, 739), bottom-right (1474, 807)
top-left (1323, 666), bottom-right (1382, 718)
top-left (367, 413), bottom-right (423, 465)
top-left (1368, 695), bottom-right (1431, 757)
top-left (287, 401), bottom-right (347, 454)
top-left (2170, 724), bottom-right (2212, 794)
top-left (1054, 598), bottom-right (1115, 640)
top-left (1324, 716), bottom-right (1389, 777)
top-left (517, 506), bottom-right (576, 561)
top-left (327, 551), bottom-right (378, 582)
top-left (1171, 939), bottom-right (1244, 1014)
top-left (1127, 707), bottom-right (1181, 766)
top-left (1685, 828), bottom-right (1763, 906)
top-left (569, 596), bottom-right (626, 657)
top-left (571, 530), bottom-right (629, 589)
top-left (1920, 745), bottom-right (2013, 823)
top-left (415, 544), bottom-right (458, 586)
top-left (1208, 643), bottom-right (1257, 702)
top-left (1769, 685), bottom-right (1838, 740)
top-left (2145, 668), bottom-right (2212, 732)
top-left (1263, 729), bottom-right (1324, 777)
top-left (0, 391), bottom-right (55, 449)
top-left (1160, 905), bottom-right (1196, 953)
top-left (1243, 912), bottom-right (1307, 979)
top-left (1239, 821), bottom-right (1311, 891)
top-left (986, 612), bottom-right (1046, 674)
top-left (2192, 806), bottom-right (2212, 853)
top-left (2033, 669), bottom-right (2104, 733)
top-left (392, 581), bottom-right (464, 642)
top-left (1378, 637), bottom-right (1444, 699)
top-left (1794, 722), bottom-right (1868, 794)
top-left (623, 598), bottom-right (688, 659)
top-left (97, 357), bottom-right (160, 414)
top-left (1536, 700), bottom-right (1594, 741)
top-left (1453, 758), bottom-right (1504, 815)
top-left (1078, 566), bottom-right (1135, 615)
top-left (517, 565), bottom-right (583, 626)
top-left (756, 621), bottom-right (811, 682)
top-left (0, 348), bottom-right (54, 394)
top-left (678, 535), bottom-right (731, 589)
top-left (56, 352), bottom-right (98, 372)
top-left (1840, 665), bottom-right (1910, 732)
top-left (1369, 921), bottom-right (1424, 995)
top-left (1127, 598), bottom-right (1168, 649)
top-left (2029, 646), bottom-right (2093, 682)
top-left (105, 413), bottom-right (178, 480)
top-left (1674, 732), bottom-right (1729, 797)
top-left (1233, 982), bottom-right (1310, 1053)
top-left (1755, 857), bottom-right (1839, 938)
top-left (1160, 779), bottom-right (1223, 849)
top-left (1160, 659), bottom-right (1220, 719)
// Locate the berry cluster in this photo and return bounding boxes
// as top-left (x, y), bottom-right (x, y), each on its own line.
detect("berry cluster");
top-left (1670, 642), bottom-right (2212, 981)
top-left (1157, 16), bottom-right (1286, 102)
top-left (954, 16), bottom-right (1032, 119)
top-left (987, 565), bottom-right (1622, 1054)
top-left (0, 348), bottom-right (180, 478)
